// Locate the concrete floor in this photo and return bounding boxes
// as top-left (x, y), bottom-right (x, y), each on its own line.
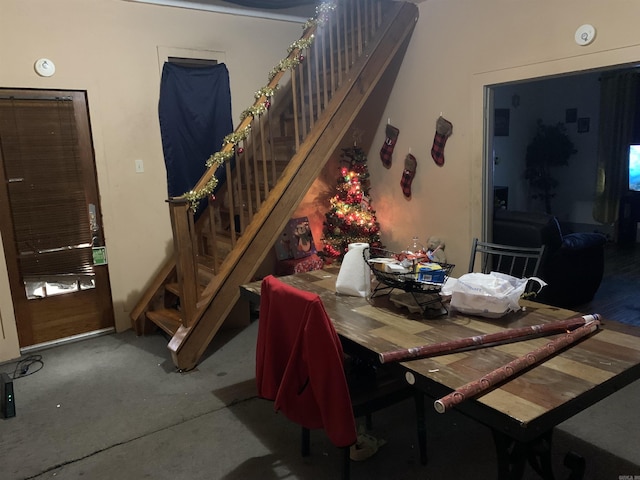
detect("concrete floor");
top-left (1, 321), bottom-right (639, 480)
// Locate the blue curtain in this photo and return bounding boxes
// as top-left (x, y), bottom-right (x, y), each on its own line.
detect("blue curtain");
top-left (159, 62), bottom-right (233, 205)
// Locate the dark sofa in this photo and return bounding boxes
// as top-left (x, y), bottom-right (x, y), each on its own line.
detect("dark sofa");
top-left (492, 209), bottom-right (607, 308)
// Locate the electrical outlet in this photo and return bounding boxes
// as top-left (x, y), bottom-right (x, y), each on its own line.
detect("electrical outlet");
top-left (135, 159), bottom-right (144, 173)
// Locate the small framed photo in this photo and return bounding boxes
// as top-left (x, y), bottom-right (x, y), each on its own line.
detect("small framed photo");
top-left (494, 108), bottom-right (510, 137)
top-left (565, 108), bottom-right (577, 124)
top-left (577, 117), bottom-right (590, 133)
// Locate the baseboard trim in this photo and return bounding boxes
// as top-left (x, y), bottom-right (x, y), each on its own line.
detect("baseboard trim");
top-left (20, 328), bottom-right (116, 354)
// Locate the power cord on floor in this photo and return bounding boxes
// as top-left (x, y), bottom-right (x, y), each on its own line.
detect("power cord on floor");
top-left (10, 355), bottom-right (44, 379)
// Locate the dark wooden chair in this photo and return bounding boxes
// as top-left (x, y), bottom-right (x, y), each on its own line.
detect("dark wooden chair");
top-left (469, 238), bottom-right (545, 277)
top-left (468, 238), bottom-right (545, 296)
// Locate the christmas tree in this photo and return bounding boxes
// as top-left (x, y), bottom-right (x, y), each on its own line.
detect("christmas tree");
top-left (321, 146), bottom-right (383, 259)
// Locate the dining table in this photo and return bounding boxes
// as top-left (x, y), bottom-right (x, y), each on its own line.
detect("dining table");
top-left (240, 266), bottom-right (640, 480)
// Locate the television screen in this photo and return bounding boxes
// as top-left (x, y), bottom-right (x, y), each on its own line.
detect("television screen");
top-left (630, 144), bottom-right (640, 192)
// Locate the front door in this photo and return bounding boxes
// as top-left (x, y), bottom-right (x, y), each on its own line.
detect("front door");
top-left (0, 89), bottom-right (113, 347)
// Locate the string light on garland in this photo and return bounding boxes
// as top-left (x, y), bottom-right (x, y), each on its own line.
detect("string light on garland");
top-left (255, 86), bottom-right (277, 100)
top-left (222, 125), bottom-right (251, 148)
top-left (288, 36), bottom-right (314, 55)
top-left (303, 1), bottom-right (336, 31)
top-left (205, 150), bottom-right (234, 169)
top-left (184, 175), bottom-right (218, 207)
top-left (268, 57), bottom-right (304, 82)
top-left (240, 103), bottom-right (268, 121)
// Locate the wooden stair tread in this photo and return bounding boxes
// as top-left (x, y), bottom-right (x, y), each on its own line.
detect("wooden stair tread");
top-left (147, 308), bottom-right (182, 336)
top-left (165, 282), bottom-right (206, 296)
top-left (197, 264), bottom-right (215, 283)
top-left (270, 135), bottom-right (295, 145)
top-left (254, 157), bottom-right (291, 164)
top-left (165, 282), bottom-right (180, 296)
top-left (207, 231), bottom-right (233, 244)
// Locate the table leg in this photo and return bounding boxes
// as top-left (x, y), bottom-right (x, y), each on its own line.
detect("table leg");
top-left (492, 430), bottom-right (585, 480)
top-left (413, 391), bottom-right (428, 465)
top-left (525, 431), bottom-right (555, 479)
top-left (493, 429), bottom-right (530, 480)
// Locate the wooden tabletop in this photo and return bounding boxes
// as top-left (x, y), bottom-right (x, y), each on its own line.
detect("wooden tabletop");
top-left (240, 268), bottom-right (640, 443)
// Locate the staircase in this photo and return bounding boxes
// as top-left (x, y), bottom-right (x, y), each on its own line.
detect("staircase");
top-left (130, 0), bottom-right (419, 371)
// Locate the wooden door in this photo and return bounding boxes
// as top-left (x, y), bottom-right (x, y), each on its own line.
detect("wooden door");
top-left (0, 89), bottom-right (114, 347)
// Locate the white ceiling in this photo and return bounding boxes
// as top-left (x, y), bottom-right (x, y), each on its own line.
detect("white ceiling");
top-left (126, 0), bottom-right (425, 22)
top-left (125, 0), bottom-right (317, 22)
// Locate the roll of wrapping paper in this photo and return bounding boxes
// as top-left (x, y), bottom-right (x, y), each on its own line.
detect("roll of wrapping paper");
top-left (433, 318), bottom-right (601, 414)
top-left (379, 314), bottom-right (601, 364)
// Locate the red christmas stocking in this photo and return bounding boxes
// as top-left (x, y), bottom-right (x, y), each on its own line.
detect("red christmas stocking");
top-left (380, 124), bottom-right (399, 169)
top-left (431, 116), bottom-right (453, 166)
top-left (400, 153), bottom-right (417, 198)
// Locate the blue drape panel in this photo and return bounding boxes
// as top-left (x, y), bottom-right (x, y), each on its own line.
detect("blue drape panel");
top-left (159, 62), bottom-right (233, 202)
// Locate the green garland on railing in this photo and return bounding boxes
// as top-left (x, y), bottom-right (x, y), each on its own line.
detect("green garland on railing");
top-left (182, 0), bottom-right (337, 211)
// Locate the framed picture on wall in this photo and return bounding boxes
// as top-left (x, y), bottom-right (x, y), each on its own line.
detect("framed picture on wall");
top-left (274, 216), bottom-right (317, 260)
top-left (565, 108), bottom-right (577, 123)
top-left (578, 117), bottom-right (590, 133)
top-left (494, 108), bottom-right (510, 136)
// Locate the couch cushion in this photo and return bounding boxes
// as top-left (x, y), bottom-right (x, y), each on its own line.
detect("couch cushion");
top-left (492, 210), bottom-right (606, 308)
top-left (562, 232), bottom-right (607, 251)
top-left (493, 210), bottom-right (563, 251)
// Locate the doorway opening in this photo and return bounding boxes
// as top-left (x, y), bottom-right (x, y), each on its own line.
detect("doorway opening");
top-left (484, 66), bottom-right (640, 239)
top-left (483, 68), bottom-right (640, 326)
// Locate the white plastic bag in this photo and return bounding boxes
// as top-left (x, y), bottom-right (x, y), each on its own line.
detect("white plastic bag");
top-left (449, 272), bottom-right (546, 318)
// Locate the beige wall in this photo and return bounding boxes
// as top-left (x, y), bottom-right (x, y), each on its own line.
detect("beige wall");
top-left (369, 0), bottom-right (640, 271)
top-left (0, 0), bottom-right (304, 362)
top-left (2, 0), bottom-right (640, 362)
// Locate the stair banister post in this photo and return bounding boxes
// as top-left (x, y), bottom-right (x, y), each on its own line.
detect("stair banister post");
top-left (168, 200), bottom-right (199, 326)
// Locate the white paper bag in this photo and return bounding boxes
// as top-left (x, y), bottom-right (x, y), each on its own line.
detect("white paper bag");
top-left (336, 243), bottom-right (370, 297)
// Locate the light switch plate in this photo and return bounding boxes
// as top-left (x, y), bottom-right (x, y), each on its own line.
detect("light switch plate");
top-left (135, 159), bottom-right (144, 173)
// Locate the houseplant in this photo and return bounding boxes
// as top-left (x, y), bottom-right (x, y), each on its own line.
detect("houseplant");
top-left (524, 120), bottom-right (577, 214)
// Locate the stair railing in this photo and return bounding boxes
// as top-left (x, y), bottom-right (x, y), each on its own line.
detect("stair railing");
top-left (167, 0), bottom-right (387, 329)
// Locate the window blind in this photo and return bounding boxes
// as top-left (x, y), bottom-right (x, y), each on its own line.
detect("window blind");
top-left (0, 97), bottom-right (93, 278)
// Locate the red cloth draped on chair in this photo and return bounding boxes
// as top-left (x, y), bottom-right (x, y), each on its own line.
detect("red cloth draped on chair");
top-left (255, 275), bottom-right (358, 447)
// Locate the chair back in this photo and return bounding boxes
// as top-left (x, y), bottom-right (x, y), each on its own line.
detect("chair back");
top-left (255, 275), bottom-right (358, 448)
top-left (468, 238), bottom-right (545, 279)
